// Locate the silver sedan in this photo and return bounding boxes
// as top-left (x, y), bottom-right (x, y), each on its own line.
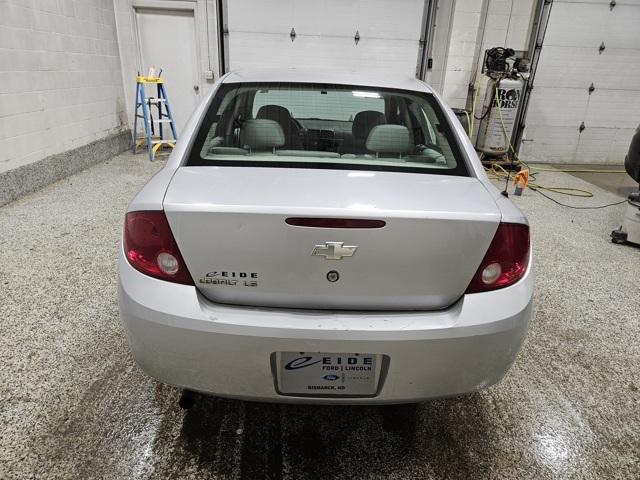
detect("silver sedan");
top-left (118, 70), bottom-right (533, 404)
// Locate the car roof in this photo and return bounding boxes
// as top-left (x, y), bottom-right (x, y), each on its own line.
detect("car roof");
top-left (221, 69), bottom-right (433, 93)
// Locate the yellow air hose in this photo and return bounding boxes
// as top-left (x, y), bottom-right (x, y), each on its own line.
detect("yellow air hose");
top-left (486, 84), bottom-right (626, 201)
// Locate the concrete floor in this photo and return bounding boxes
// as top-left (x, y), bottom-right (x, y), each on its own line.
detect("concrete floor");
top-left (550, 164), bottom-right (638, 197)
top-left (1, 152), bottom-right (639, 479)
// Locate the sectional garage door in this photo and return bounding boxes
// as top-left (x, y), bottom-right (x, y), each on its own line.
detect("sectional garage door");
top-left (521, 0), bottom-right (640, 164)
top-left (222, 0), bottom-right (427, 77)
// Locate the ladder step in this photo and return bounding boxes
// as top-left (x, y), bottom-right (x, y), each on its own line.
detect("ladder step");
top-left (146, 98), bottom-right (167, 103)
top-left (152, 119), bottom-right (173, 123)
top-left (134, 138), bottom-right (175, 145)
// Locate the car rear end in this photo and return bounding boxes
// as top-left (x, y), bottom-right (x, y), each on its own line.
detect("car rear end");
top-left (118, 74), bottom-right (533, 403)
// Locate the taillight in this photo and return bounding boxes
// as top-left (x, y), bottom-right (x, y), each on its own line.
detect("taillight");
top-left (465, 222), bottom-right (530, 293)
top-left (123, 211), bottom-right (194, 285)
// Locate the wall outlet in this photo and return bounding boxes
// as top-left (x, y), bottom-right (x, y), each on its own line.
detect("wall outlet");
top-left (204, 70), bottom-right (214, 80)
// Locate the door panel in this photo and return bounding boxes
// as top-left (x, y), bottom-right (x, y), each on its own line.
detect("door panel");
top-left (534, 46), bottom-right (640, 91)
top-left (228, 33), bottom-right (421, 75)
top-left (544, 2), bottom-right (640, 49)
top-left (575, 127), bottom-right (638, 165)
top-left (525, 87), bottom-right (589, 127)
top-left (584, 91), bottom-right (640, 130)
top-left (135, 8), bottom-right (200, 134)
top-left (520, 126), bottom-right (580, 163)
top-left (225, 0), bottom-right (425, 76)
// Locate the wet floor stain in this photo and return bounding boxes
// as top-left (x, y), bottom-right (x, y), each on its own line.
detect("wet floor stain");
top-left (22, 364), bottom-right (637, 480)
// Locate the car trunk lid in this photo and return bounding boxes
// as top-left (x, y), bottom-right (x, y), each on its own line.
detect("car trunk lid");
top-left (164, 167), bottom-right (501, 310)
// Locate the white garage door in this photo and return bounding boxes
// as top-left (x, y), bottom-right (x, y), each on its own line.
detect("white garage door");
top-left (521, 0), bottom-right (640, 164)
top-left (224, 0), bottom-right (426, 77)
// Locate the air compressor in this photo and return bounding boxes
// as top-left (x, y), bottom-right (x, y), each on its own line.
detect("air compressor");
top-left (475, 48), bottom-right (525, 157)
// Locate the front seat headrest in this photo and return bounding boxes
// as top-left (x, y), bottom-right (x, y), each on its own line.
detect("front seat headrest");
top-left (365, 124), bottom-right (412, 154)
top-left (352, 110), bottom-right (386, 140)
top-left (240, 119), bottom-right (285, 150)
top-left (256, 105), bottom-right (294, 124)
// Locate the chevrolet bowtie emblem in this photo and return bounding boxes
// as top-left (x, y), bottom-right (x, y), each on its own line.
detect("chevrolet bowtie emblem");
top-left (311, 242), bottom-right (358, 260)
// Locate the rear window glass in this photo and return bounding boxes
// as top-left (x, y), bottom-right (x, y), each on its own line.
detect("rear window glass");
top-left (187, 82), bottom-right (468, 176)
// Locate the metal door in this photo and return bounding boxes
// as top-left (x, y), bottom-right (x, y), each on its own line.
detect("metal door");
top-left (135, 7), bottom-right (201, 134)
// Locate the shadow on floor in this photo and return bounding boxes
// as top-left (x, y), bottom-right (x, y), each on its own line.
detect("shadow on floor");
top-left (173, 392), bottom-right (495, 480)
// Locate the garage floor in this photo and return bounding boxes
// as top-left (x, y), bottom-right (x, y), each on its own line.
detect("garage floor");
top-left (551, 164), bottom-right (638, 197)
top-left (1, 152), bottom-right (638, 480)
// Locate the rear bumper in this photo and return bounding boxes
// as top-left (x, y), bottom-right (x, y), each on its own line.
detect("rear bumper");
top-left (118, 253), bottom-right (533, 404)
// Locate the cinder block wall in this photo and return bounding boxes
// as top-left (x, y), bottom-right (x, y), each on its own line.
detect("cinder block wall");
top-left (440, 0), bottom-right (536, 109)
top-left (0, 0), bottom-right (127, 175)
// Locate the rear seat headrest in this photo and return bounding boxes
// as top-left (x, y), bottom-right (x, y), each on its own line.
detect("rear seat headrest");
top-left (365, 124), bottom-right (412, 153)
top-left (240, 119), bottom-right (285, 150)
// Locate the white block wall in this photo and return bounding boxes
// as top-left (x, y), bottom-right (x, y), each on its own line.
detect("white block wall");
top-left (0, 0), bottom-right (127, 174)
top-left (440, 0), bottom-right (484, 108)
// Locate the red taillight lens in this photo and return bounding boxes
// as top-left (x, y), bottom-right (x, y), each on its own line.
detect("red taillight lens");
top-left (123, 211), bottom-right (194, 285)
top-left (465, 222), bottom-right (530, 294)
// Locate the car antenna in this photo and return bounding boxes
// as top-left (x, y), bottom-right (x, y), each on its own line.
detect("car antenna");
top-left (501, 160), bottom-right (511, 197)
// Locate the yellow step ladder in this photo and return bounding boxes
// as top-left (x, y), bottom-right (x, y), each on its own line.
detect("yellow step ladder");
top-left (132, 72), bottom-right (177, 161)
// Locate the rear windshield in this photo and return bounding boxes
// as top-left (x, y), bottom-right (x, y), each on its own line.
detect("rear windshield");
top-left (187, 82), bottom-right (468, 176)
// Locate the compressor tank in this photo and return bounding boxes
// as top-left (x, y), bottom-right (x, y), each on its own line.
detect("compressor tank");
top-left (476, 77), bottom-right (524, 156)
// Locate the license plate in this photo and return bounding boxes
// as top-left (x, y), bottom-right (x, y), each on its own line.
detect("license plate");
top-left (277, 352), bottom-right (379, 396)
